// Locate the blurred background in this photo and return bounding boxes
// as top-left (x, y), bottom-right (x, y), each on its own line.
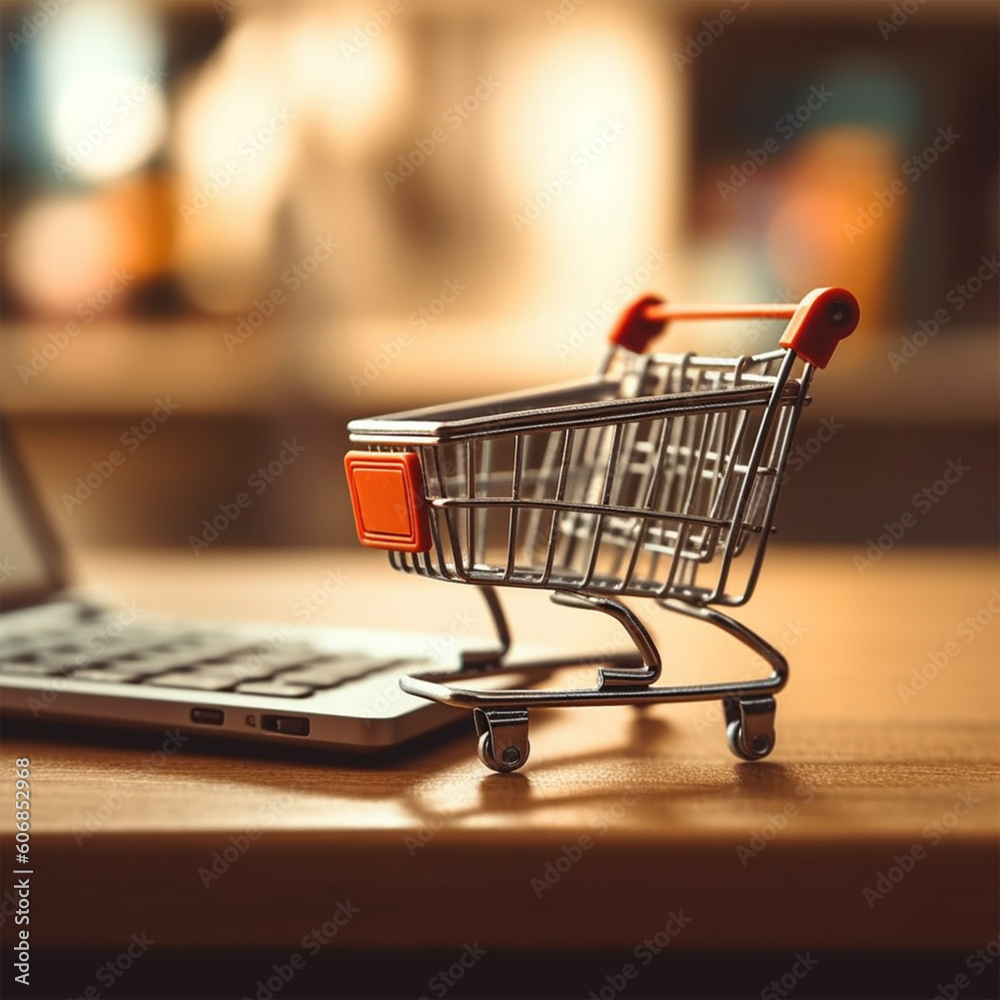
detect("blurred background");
top-left (1, 0), bottom-right (996, 552)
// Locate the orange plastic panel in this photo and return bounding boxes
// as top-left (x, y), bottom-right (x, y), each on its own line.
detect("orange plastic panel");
top-left (778, 287), bottom-right (861, 368)
top-left (344, 451), bottom-right (431, 553)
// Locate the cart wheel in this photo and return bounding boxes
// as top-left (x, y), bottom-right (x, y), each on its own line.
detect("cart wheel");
top-left (477, 731), bottom-right (530, 773)
top-left (723, 696), bottom-right (776, 762)
top-left (473, 708), bottom-right (530, 774)
top-left (726, 720), bottom-right (775, 761)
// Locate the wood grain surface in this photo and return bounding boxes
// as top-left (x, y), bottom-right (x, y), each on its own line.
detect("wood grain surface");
top-left (1, 546), bottom-right (997, 951)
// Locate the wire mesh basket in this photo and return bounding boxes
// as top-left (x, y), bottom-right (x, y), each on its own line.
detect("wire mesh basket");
top-left (346, 287), bottom-right (860, 772)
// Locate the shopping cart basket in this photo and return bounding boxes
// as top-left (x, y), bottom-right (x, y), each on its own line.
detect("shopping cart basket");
top-left (345, 286), bottom-right (860, 772)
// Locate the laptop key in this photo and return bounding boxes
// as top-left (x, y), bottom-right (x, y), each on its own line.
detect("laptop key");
top-left (189, 662), bottom-right (280, 683)
top-left (234, 681), bottom-right (314, 698)
top-left (1, 660), bottom-right (65, 676)
top-left (278, 656), bottom-right (400, 688)
top-left (81, 658), bottom-right (180, 679)
top-left (101, 644), bottom-right (259, 675)
top-left (73, 668), bottom-right (145, 684)
top-left (147, 672), bottom-right (237, 691)
top-left (12, 629), bottom-right (161, 660)
top-left (209, 646), bottom-right (325, 672)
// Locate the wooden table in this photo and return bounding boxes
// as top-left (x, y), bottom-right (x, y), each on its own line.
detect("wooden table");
top-left (2, 547), bottom-right (997, 960)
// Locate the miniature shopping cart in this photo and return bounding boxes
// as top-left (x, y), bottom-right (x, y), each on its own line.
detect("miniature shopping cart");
top-left (345, 287), bottom-right (860, 772)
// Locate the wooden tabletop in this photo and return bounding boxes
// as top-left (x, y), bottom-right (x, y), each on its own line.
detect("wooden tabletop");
top-left (2, 546), bottom-right (997, 951)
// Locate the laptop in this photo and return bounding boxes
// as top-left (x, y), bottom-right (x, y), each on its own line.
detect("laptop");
top-left (0, 427), bottom-right (472, 752)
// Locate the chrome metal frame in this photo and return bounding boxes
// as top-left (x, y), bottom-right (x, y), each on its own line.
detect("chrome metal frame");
top-left (347, 294), bottom-right (851, 773)
top-left (398, 585), bottom-right (787, 771)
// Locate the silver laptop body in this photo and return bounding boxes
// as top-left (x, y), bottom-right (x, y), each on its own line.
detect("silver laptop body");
top-left (0, 428), bottom-right (465, 752)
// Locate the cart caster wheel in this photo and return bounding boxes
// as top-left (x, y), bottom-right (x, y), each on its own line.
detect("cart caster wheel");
top-left (726, 720), bottom-right (775, 761)
top-left (723, 696), bottom-right (776, 762)
top-left (473, 708), bottom-right (530, 774)
top-left (477, 731), bottom-right (530, 773)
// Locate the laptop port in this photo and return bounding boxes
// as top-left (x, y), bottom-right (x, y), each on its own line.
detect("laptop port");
top-left (190, 707), bottom-right (224, 726)
top-left (260, 714), bottom-right (310, 736)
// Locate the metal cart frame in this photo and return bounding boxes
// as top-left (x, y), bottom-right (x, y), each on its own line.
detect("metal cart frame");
top-left (345, 287), bottom-right (860, 772)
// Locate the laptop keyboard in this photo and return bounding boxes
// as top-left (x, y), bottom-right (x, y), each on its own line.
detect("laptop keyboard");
top-left (0, 620), bottom-right (407, 699)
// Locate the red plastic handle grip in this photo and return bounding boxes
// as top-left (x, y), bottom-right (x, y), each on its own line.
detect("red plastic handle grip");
top-left (777, 287), bottom-right (860, 368)
top-left (608, 287), bottom-right (860, 367)
top-left (607, 295), bottom-right (668, 355)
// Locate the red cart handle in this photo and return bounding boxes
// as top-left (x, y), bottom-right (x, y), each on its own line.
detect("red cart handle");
top-left (609, 287), bottom-right (860, 368)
